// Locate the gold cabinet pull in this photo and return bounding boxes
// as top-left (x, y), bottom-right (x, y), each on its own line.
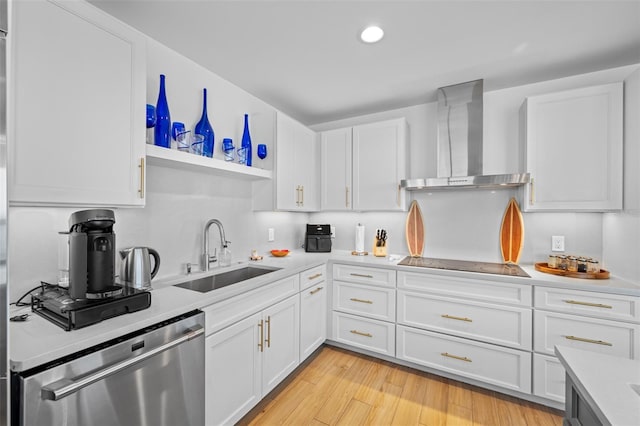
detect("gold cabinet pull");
top-left (346, 186), bottom-right (349, 208)
top-left (295, 186), bottom-right (301, 206)
top-left (310, 286), bottom-right (324, 295)
top-left (529, 177), bottom-right (534, 205)
top-left (564, 300), bottom-right (613, 309)
top-left (565, 335), bottom-right (612, 346)
top-left (441, 314), bottom-right (473, 322)
top-left (308, 273), bottom-right (323, 280)
top-left (350, 329), bottom-right (372, 338)
top-left (441, 352), bottom-right (472, 362)
top-left (350, 298), bottom-right (373, 304)
top-left (258, 320), bottom-right (264, 352)
top-left (265, 316), bottom-right (271, 348)
top-left (350, 273), bottom-right (374, 278)
top-left (138, 158), bottom-right (145, 198)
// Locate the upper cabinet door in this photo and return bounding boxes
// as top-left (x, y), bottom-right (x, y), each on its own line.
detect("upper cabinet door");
top-left (352, 118), bottom-right (407, 211)
top-left (320, 128), bottom-right (352, 211)
top-left (274, 113), bottom-right (318, 211)
top-left (9, 0), bottom-right (146, 207)
top-left (522, 83), bottom-right (623, 212)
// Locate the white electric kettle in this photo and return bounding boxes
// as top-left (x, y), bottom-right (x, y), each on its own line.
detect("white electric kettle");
top-left (119, 247), bottom-right (160, 290)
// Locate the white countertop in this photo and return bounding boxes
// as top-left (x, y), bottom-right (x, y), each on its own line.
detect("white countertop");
top-left (555, 346), bottom-right (640, 426)
top-left (10, 250), bottom-right (640, 372)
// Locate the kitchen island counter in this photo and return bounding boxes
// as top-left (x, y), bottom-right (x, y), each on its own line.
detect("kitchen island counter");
top-left (556, 345), bottom-right (640, 426)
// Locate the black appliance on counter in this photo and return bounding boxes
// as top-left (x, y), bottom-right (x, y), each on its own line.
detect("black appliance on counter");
top-left (32, 209), bottom-right (151, 331)
top-left (305, 224), bottom-right (332, 253)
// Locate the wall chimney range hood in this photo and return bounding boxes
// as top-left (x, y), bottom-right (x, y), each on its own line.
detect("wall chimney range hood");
top-left (401, 79), bottom-right (529, 191)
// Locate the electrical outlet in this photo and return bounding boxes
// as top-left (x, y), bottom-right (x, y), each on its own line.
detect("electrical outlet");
top-left (331, 226), bottom-right (336, 239)
top-left (551, 235), bottom-right (565, 252)
top-left (268, 228), bottom-right (275, 242)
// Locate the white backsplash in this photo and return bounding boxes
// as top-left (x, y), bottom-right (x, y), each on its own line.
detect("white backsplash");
top-left (309, 190), bottom-right (603, 265)
top-left (7, 166), bottom-right (308, 301)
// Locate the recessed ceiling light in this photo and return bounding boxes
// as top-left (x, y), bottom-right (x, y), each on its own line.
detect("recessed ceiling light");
top-left (360, 26), bottom-right (384, 43)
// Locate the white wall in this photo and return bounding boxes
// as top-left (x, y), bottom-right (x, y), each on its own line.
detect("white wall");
top-left (602, 68), bottom-right (640, 283)
top-left (311, 64), bottom-right (639, 269)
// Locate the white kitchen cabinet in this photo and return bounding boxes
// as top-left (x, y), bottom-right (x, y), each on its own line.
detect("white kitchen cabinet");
top-left (299, 277), bottom-right (327, 360)
top-left (329, 263), bottom-right (397, 357)
top-left (319, 118), bottom-right (407, 212)
top-left (206, 312), bottom-right (262, 426)
top-left (532, 284), bottom-right (640, 405)
top-left (533, 310), bottom-right (639, 359)
top-left (393, 270), bottom-right (533, 395)
top-left (333, 281), bottom-right (396, 322)
top-left (522, 83), bottom-right (623, 211)
top-left (352, 118), bottom-right (407, 211)
top-left (397, 291), bottom-right (532, 350)
top-left (9, 0), bottom-right (146, 207)
top-left (332, 311), bottom-right (396, 356)
top-left (320, 127), bottom-right (352, 210)
top-left (253, 112), bottom-right (318, 211)
top-left (533, 353), bottom-right (565, 403)
top-left (206, 294), bottom-right (300, 425)
top-left (396, 325), bottom-right (532, 393)
top-left (262, 295), bottom-right (300, 394)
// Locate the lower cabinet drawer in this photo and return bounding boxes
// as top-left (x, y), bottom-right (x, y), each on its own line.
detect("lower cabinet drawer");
top-left (534, 310), bottom-right (640, 359)
top-left (533, 353), bottom-right (565, 403)
top-left (300, 265), bottom-right (326, 291)
top-left (397, 325), bottom-right (532, 393)
top-left (333, 281), bottom-right (396, 322)
top-left (332, 312), bottom-right (395, 357)
top-left (397, 291), bottom-right (532, 350)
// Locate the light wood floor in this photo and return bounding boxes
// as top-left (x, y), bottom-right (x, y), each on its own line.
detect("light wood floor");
top-left (239, 345), bottom-right (563, 426)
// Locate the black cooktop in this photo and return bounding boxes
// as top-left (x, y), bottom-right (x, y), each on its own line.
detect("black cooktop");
top-left (397, 256), bottom-right (530, 278)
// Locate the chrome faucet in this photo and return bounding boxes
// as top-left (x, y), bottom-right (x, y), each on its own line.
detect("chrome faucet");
top-left (202, 219), bottom-right (229, 271)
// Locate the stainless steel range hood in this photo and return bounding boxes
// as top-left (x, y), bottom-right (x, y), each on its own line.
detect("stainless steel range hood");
top-left (401, 79), bottom-right (529, 191)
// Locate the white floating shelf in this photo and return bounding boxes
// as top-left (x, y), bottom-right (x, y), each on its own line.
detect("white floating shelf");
top-left (146, 144), bottom-right (272, 180)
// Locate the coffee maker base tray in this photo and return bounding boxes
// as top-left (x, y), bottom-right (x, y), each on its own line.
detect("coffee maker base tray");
top-left (32, 290), bottom-right (151, 331)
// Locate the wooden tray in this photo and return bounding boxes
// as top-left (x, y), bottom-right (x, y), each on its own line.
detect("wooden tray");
top-left (534, 263), bottom-right (610, 279)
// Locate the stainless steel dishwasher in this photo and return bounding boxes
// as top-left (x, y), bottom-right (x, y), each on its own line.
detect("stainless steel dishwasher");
top-left (12, 310), bottom-right (205, 426)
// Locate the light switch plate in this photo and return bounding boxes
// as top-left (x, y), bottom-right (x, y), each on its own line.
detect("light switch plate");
top-left (268, 228), bottom-right (275, 242)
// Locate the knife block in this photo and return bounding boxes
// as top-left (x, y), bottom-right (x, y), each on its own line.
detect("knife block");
top-left (373, 238), bottom-right (387, 257)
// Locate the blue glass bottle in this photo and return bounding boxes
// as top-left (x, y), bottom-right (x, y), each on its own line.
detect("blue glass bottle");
top-left (241, 114), bottom-right (252, 166)
top-left (154, 74), bottom-right (171, 148)
top-left (195, 88), bottom-right (214, 157)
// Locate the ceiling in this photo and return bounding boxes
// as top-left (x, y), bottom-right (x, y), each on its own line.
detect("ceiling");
top-left (89, 0), bottom-right (640, 126)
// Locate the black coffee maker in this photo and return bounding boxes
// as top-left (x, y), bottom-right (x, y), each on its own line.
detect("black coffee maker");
top-left (68, 209), bottom-right (119, 299)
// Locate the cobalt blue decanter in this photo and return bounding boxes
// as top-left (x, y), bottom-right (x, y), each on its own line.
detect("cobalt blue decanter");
top-left (154, 74), bottom-right (171, 148)
top-left (241, 114), bottom-right (252, 166)
top-left (195, 88), bottom-right (214, 157)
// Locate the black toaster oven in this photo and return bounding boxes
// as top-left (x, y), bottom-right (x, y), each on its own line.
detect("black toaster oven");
top-left (305, 224), bottom-right (332, 253)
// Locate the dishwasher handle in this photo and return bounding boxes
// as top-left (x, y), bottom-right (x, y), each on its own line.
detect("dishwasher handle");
top-left (41, 324), bottom-right (204, 401)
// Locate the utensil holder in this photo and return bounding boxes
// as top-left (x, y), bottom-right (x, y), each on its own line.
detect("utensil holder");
top-left (373, 239), bottom-right (387, 257)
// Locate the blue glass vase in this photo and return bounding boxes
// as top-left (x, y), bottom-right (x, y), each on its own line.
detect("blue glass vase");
top-left (195, 88), bottom-right (214, 157)
top-left (154, 74), bottom-right (171, 148)
top-left (241, 114), bottom-right (252, 166)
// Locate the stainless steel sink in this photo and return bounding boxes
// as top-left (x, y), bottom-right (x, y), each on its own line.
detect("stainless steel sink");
top-left (174, 266), bottom-right (280, 293)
